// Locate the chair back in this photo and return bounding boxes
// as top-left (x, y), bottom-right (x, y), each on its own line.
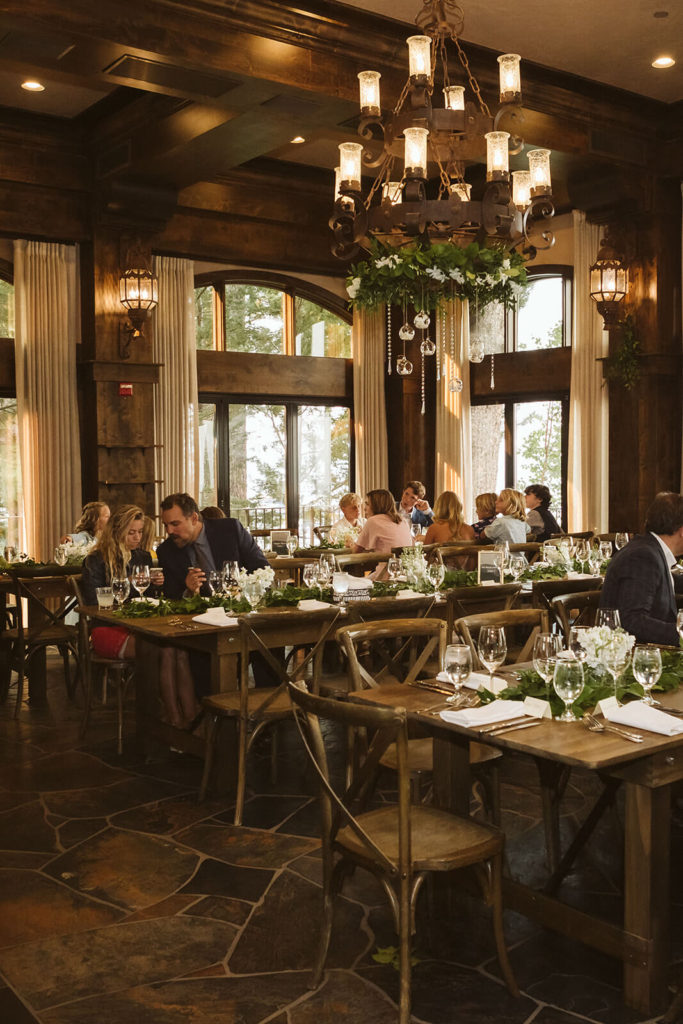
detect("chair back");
top-left (336, 617), bottom-right (447, 690)
top-left (508, 542), bottom-right (542, 564)
top-left (531, 577), bottom-right (603, 628)
top-left (445, 583), bottom-right (521, 638)
top-left (313, 525), bottom-right (332, 542)
top-left (335, 551), bottom-right (389, 577)
top-left (288, 681), bottom-right (410, 876)
top-left (346, 593), bottom-right (438, 625)
top-left (454, 607), bottom-right (550, 668)
top-left (551, 590), bottom-right (602, 642)
top-left (550, 531), bottom-right (594, 541)
top-left (10, 569), bottom-right (79, 646)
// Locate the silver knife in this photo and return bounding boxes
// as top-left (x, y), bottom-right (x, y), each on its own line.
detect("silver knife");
top-left (478, 718), bottom-right (545, 735)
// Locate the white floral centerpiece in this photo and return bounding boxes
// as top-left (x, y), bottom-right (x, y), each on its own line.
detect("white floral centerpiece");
top-left (576, 626), bottom-right (635, 669)
top-left (237, 565), bottom-right (275, 598)
top-left (55, 538), bottom-right (96, 566)
top-left (400, 546), bottom-right (427, 587)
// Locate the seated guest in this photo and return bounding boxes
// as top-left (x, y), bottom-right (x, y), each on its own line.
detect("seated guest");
top-left (524, 484), bottom-right (561, 541)
top-left (329, 492), bottom-right (365, 545)
top-left (200, 505), bottom-right (225, 520)
top-left (354, 489), bottom-right (413, 566)
top-left (61, 501), bottom-right (110, 546)
top-left (482, 489), bottom-right (530, 544)
top-left (397, 480), bottom-right (434, 529)
top-left (158, 492), bottom-right (268, 598)
top-left (472, 492), bottom-right (497, 539)
top-left (600, 491), bottom-right (683, 646)
top-left (424, 491), bottom-right (475, 545)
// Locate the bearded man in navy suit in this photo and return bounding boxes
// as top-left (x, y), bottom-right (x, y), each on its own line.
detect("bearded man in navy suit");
top-left (600, 492), bottom-right (683, 646)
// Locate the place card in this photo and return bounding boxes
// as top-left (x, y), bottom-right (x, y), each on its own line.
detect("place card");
top-left (597, 696), bottom-right (620, 717)
top-left (523, 695), bottom-right (552, 719)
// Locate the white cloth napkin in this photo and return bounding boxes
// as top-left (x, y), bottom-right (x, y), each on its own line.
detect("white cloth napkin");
top-left (440, 699), bottom-right (528, 728)
top-left (436, 670), bottom-right (507, 694)
top-left (192, 607), bottom-right (239, 627)
top-left (603, 701), bottom-right (683, 736)
top-left (136, 596), bottom-right (159, 605)
top-left (566, 571), bottom-right (595, 580)
top-left (297, 598), bottom-right (334, 611)
top-left (347, 577), bottom-right (372, 591)
top-left (396, 588), bottom-right (423, 599)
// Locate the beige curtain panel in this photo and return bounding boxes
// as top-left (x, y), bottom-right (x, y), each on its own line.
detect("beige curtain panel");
top-left (153, 256), bottom-right (200, 509)
top-left (14, 240), bottom-right (81, 561)
top-left (435, 298), bottom-right (473, 517)
top-left (568, 210), bottom-right (609, 533)
top-left (352, 307), bottom-right (388, 497)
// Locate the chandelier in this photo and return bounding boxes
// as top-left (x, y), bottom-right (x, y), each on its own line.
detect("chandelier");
top-left (330, 0), bottom-right (555, 261)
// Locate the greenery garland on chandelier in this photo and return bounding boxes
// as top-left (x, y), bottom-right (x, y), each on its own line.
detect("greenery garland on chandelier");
top-left (345, 240), bottom-right (529, 312)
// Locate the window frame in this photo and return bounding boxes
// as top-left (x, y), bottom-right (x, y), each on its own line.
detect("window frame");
top-left (505, 264), bottom-right (573, 352)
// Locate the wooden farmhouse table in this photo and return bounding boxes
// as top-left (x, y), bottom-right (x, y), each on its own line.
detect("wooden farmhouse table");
top-left (348, 678), bottom-right (683, 1016)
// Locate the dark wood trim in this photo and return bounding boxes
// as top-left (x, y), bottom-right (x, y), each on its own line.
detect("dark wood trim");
top-left (194, 269), bottom-right (351, 324)
top-left (83, 361), bottom-right (161, 384)
top-left (471, 348), bottom-right (572, 398)
top-left (0, 338), bottom-right (15, 390)
top-left (197, 349), bottom-right (352, 401)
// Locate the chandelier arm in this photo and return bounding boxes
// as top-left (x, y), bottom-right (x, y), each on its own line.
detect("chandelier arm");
top-left (493, 104), bottom-right (524, 153)
top-left (452, 35), bottom-right (491, 117)
top-left (522, 196), bottom-right (556, 250)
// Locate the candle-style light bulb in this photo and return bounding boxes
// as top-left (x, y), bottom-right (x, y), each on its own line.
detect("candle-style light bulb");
top-left (358, 71), bottom-right (381, 115)
top-left (498, 54), bottom-right (522, 103)
top-left (485, 131), bottom-right (510, 180)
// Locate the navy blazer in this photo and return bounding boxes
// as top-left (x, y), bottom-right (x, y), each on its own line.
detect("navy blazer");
top-left (600, 532), bottom-right (683, 645)
top-left (157, 518), bottom-right (269, 598)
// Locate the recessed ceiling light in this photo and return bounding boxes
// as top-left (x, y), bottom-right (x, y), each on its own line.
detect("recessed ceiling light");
top-left (652, 55), bottom-right (675, 68)
top-left (291, 136), bottom-right (306, 144)
top-left (21, 80), bottom-right (45, 92)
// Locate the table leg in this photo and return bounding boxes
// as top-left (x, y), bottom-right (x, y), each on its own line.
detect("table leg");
top-left (432, 728), bottom-right (470, 813)
top-left (623, 782), bottom-right (670, 1014)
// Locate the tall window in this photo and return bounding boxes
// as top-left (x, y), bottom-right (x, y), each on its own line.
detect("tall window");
top-left (0, 268), bottom-right (22, 549)
top-left (470, 268), bottom-right (571, 525)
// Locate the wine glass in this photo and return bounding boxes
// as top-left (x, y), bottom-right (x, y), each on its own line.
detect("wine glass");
top-left (509, 554), bottom-right (527, 581)
top-left (302, 563), bottom-right (319, 592)
top-left (386, 555), bottom-right (402, 580)
top-left (319, 552), bottom-right (336, 579)
top-left (568, 625), bottom-right (589, 664)
top-left (533, 632), bottom-right (562, 697)
top-left (632, 645), bottom-right (662, 705)
top-left (477, 626), bottom-right (507, 689)
top-left (111, 576), bottom-right (131, 608)
top-left (426, 560), bottom-right (445, 594)
top-left (242, 577), bottom-right (261, 611)
top-left (222, 560), bottom-right (240, 588)
top-left (332, 571), bottom-right (350, 602)
top-left (286, 534), bottom-right (298, 556)
top-left (587, 548), bottom-right (603, 576)
top-left (614, 532), bottom-right (629, 550)
top-left (596, 607), bottom-right (621, 630)
top-left (443, 643), bottom-right (472, 701)
top-left (553, 651), bottom-right (584, 722)
top-left (575, 539), bottom-right (590, 568)
top-left (132, 564), bottom-right (150, 599)
top-left (599, 540), bottom-right (613, 561)
top-left (54, 544), bottom-right (68, 566)
top-left (493, 541), bottom-right (510, 569)
top-left (207, 570), bottom-right (222, 596)
top-left (317, 557), bottom-right (333, 591)
top-left (600, 636), bottom-right (629, 701)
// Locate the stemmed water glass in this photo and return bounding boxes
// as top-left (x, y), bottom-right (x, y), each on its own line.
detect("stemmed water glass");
top-left (111, 576), bottom-right (130, 608)
top-left (131, 564), bottom-right (150, 599)
top-left (477, 626), bottom-right (507, 689)
top-left (596, 607), bottom-right (621, 630)
top-left (443, 643), bottom-right (472, 702)
top-left (207, 570), bottom-right (223, 596)
top-left (614, 532), bottom-right (629, 550)
top-left (319, 551), bottom-right (336, 579)
top-left (568, 625), bottom-right (589, 664)
top-left (302, 562), bottom-right (319, 594)
top-left (508, 554), bottom-right (527, 581)
top-left (286, 534), bottom-right (298, 556)
top-left (426, 560), bottom-right (445, 594)
top-left (632, 645), bottom-right (662, 705)
top-left (587, 547), bottom-right (603, 576)
top-left (553, 651), bottom-right (584, 722)
top-left (533, 632), bottom-right (562, 698)
top-left (54, 544), bottom-right (68, 566)
top-left (600, 636), bottom-right (629, 702)
top-left (386, 555), bottom-right (402, 581)
top-left (575, 539), bottom-right (590, 570)
top-left (242, 577), bottom-right (261, 611)
top-left (599, 540), bottom-right (613, 562)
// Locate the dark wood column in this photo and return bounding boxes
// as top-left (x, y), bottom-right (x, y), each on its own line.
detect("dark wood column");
top-left (606, 177), bottom-right (682, 531)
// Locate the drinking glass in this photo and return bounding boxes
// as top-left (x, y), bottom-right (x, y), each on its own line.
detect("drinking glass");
top-left (599, 540), bottom-right (613, 561)
top-left (111, 576), bottom-right (130, 607)
top-left (494, 541), bottom-right (510, 569)
top-left (587, 548), bottom-right (603, 576)
top-left (575, 539), bottom-right (590, 566)
top-left (332, 572), bottom-right (350, 602)
top-left (411, 522), bottom-right (423, 540)
top-left (131, 564), bottom-right (150, 599)
top-left (509, 554), bottom-right (527, 581)
top-left (222, 561), bottom-right (240, 589)
top-left (426, 561), bottom-right (445, 593)
top-left (302, 563), bottom-right (318, 592)
top-left (477, 626), bottom-right (507, 689)
top-left (207, 570), bottom-right (222, 595)
top-left (568, 625), bottom-right (589, 664)
top-left (54, 544), bottom-right (68, 566)
top-left (632, 645), bottom-right (662, 705)
top-left (600, 636), bottom-right (629, 701)
top-left (443, 643), bottom-right (472, 701)
top-left (552, 651), bottom-right (584, 722)
top-left (242, 577), bottom-right (261, 610)
top-left (319, 552), bottom-right (336, 579)
top-left (596, 607), bottom-right (621, 630)
top-left (533, 632), bottom-right (562, 697)
top-left (96, 586), bottom-right (114, 609)
top-left (386, 556), bottom-right (402, 580)
top-left (614, 532), bottom-right (629, 550)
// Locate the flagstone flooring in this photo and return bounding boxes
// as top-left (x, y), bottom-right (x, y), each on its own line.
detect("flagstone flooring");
top-left (1, 660), bottom-right (682, 1023)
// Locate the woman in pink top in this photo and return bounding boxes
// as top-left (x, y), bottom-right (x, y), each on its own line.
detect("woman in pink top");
top-left (354, 489), bottom-right (413, 556)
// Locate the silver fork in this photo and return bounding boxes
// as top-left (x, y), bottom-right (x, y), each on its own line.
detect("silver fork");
top-left (584, 712), bottom-right (643, 743)
top-left (425, 692), bottom-right (479, 715)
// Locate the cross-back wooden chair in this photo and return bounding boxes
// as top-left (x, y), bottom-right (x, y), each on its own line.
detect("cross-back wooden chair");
top-left (445, 583), bottom-right (522, 639)
top-left (288, 681), bottom-right (518, 1024)
top-left (508, 541), bottom-right (542, 564)
top-left (199, 606), bottom-right (343, 825)
top-left (531, 577), bottom-right (602, 632)
top-left (335, 551), bottom-right (389, 577)
top-left (551, 590), bottom-right (602, 643)
top-left (9, 569), bottom-right (81, 717)
top-left (454, 607), bottom-right (551, 668)
top-left (550, 531), bottom-right (594, 541)
top-left (70, 576), bottom-right (134, 754)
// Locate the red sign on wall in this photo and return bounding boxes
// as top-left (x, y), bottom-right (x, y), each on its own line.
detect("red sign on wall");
top-left (119, 383), bottom-right (133, 397)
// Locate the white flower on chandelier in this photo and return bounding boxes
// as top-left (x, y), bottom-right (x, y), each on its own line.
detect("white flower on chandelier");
top-left (375, 254), bottom-right (400, 269)
top-left (483, 273), bottom-right (499, 287)
top-left (346, 276), bottom-right (361, 298)
top-left (448, 268), bottom-right (464, 283)
top-left (426, 266), bottom-right (447, 282)
top-left (502, 258), bottom-right (511, 269)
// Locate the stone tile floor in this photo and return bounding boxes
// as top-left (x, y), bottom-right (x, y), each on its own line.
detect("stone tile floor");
top-left (1, 660), bottom-right (682, 1023)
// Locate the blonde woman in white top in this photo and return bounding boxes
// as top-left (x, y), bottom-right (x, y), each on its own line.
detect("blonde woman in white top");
top-left (329, 492), bottom-right (365, 545)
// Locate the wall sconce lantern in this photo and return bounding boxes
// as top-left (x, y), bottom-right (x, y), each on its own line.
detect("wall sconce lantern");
top-left (589, 234), bottom-right (628, 327)
top-left (119, 252), bottom-right (158, 358)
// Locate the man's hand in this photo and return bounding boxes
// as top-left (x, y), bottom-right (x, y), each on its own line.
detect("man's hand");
top-left (150, 568), bottom-right (164, 589)
top-left (185, 567), bottom-right (205, 594)
top-left (414, 498), bottom-right (430, 512)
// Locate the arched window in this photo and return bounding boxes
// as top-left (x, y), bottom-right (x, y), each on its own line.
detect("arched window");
top-left (0, 261), bottom-right (22, 550)
top-left (194, 272), bottom-right (353, 543)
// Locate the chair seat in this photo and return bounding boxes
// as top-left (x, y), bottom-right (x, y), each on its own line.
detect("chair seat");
top-left (338, 805), bottom-right (503, 871)
top-left (203, 687), bottom-right (292, 718)
top-left (380, 737), bottom-right (502, 774)
top-left (3, 625), bottom-right (77, 646)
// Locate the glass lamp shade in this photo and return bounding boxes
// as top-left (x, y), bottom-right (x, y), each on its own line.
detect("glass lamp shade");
top-left (449, 181), bottom-right (471, 201)
top-left (358, 70), bottom-right (381, 114)
top-left (404, 126), bottom-right (428, 176)
top-left (485, 131), bottom-right (510, 180)
top-left (590, 263), bottom-right (628, 304)
top-left (338, 142), bottom-right (363, 189)
top-left (498, 53), bottom-right (522, 102)
top-left (407, 35), bottom-right (431, 79)
top-left (512, 169), bottom-right (531, 209)
top-left (443, 85), bottom-right (465, 110)
top-left (119, 268), bottom-right (158, 312)
top-left (382, 180), bottom-right (403, 204)
top-left (528, 148), bottom-right (552, 194)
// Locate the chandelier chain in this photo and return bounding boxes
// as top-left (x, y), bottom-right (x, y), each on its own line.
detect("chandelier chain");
top-left (452, 35), bottom-right (491, 117)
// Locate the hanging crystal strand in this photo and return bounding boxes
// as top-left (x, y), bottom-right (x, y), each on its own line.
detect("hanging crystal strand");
top-left (436, 305), bottom-right (445, 381)
top-left (421, 346), bottom-right (426, 415)
top-left (450, 291), bottom-right (455, 364)
top-left (386, 304), bottom-right (392, 374)
top-left (490, 352), bottom-right (495, 390)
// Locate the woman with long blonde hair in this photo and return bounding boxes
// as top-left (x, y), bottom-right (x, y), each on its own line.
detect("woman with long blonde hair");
top-left (424, 491), bottom-right (475, 545)
top-left (482, 488), bottom-right (530, 544)
top-left (60, 500), bottom-right (110, 546)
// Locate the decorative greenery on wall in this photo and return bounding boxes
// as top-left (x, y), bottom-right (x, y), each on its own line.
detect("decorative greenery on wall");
top-left (603, 313), bottom-right (641, 390)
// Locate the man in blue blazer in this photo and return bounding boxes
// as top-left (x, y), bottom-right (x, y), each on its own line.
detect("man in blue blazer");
top-left (158, 493), bottom-right (268, 598)
top-left (600, 492), bottom-right (683, 645)
top-left (397, 480), bottom-right (434, 529)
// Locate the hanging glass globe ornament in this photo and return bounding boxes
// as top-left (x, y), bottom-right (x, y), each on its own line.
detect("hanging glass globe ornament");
top-left (396, 355), bottom-right (413, 375)
top-left (398, 322), bottom-right (415, 341)
top-left (420, 336), bottom-right (436, 356)
top-left (469, 341), bottom-right (485, 363)
top-left (448, 377), bottom-right (464, 392)
top-left (413, 310), bottom-right (430, 330)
